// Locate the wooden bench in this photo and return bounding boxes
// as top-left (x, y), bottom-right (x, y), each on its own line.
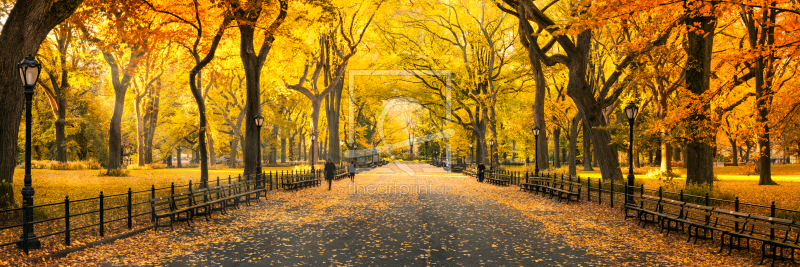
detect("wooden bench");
top-left (282, 172), bottom-right (319, 191)
top-left (206, 186), bottom-right (229, 215)
top-left (625, 196), bottom-right (800, 266)
top-left (721, 215), bottom-right (799, 266)
top-left (149, 193), bottom-right (196, 231)
top-left (547, 180), bottom-right (582, 203)
top-left (520, 177), bottom-right (549, 193)
top-left (625, 198), bottom-right (662, 227)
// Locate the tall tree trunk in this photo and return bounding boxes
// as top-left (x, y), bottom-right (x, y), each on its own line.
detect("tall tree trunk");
top-left (684, 2), bottom-right (717, 185)
top-left (0, 0), bottom-right (82, 208)
top-left (270, 124), bottom-right (278, 164)
top-left (229, 137), bottom-right (239, 168)
top-left (553, 127), bottom-right (561, 168)
top-left (582, 122), bottom-right (594, 171)
top-left (237, 0), bottom-right (288, 176)
top-left (673, 146), bottom-right (681, 162)
top-left (568, 114), bottom-right (580, 177)
top-left (281, 136), bottom-right (287, 163)
top-left (745, 5), bottom-right (778, 185)
top-left (177, 147), bottom-right (182, 168)
top-left (660, 138), bottom-right (672, 172)
top-left (325, 81), bottom-right (343, 163)
top-left (55, 92), bottom-right (67, 162)
top-left (207, 130), bottom-right (216, 167)
top-left (729, 138), bottom-right (738, 166)
top-left (144, 85), bottom-right (159, 164)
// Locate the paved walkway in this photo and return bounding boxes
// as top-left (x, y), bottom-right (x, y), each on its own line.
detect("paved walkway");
top-left (56, 163), bottom-right (753, 266)
top-left (163, 164), bottom-right (600, 266)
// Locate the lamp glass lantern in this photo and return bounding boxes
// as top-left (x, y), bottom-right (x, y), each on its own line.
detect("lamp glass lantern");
top-left (254, 114), bottom-right (264, 127)
top-left (19, 54), bottom-right (41, 88)
top-left (625, 102), bottom-right (639, 121)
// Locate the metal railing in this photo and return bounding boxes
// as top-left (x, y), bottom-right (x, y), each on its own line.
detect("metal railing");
top-left (0, 167), bottom-right (345, 254)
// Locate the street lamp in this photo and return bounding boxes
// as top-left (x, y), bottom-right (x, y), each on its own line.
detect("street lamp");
top-left (18, 54), bottom-right (41, 251)
top-left (625, 102), bottom-right (639, 204)
top-left (489, 139), bottom-right (495, 170)
top-left (254, 114), bottom-right (264, 187)
top-left (310, 132), bottom-right (317, 173)
top-left (533, 127), bottom-right (540, 176)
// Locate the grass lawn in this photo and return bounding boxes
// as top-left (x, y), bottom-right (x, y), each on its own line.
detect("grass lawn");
top-left (501, 164), bottom-right (800, 213)
top-left (9, 166), bottom-right (307, 205)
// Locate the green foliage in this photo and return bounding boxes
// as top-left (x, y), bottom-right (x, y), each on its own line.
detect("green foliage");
top-left (102, 169), bottom-right (130, 177)
top-left (776, 205), bottom-right (800, 221)
top-left (645, 169), bottom-right (681, 182)
top-left (18, 160), bottom-right (102, 170)
top-left (126, 163), bottom-right (167, 170)
top-left (660, 182), bottom-right (736, 205)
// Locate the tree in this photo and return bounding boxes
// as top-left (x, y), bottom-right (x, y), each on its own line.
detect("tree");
top-left (227, 0), bottom-right (288, 176)
top-left (131, 48), bottom-right (167, 165)
top-left (209, 70), bottom-right (247, 168)
top-left (0, 0), bottom-right (83, 207)
top-left (287, 3), bottom-right (379, 167)
top-left (502, 0), bottom-right (674, 181)
top-left (37, 25), bottom-right (75, 163)
top-left (144, 0), bottom-right (233, 188)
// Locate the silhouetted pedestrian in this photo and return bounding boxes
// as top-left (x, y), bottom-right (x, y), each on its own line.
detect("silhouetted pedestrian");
top-left (477, 163), bottom-right (486, 182)
top-left (348, 160), bottom-right (356, 182)
top-left (324, 158), bottom-right (336, 190)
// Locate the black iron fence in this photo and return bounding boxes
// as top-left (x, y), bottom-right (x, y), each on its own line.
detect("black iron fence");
top-left (0, 168), bottom-right (332, 254)
top-left (459, 165), bottom-right (800, 221)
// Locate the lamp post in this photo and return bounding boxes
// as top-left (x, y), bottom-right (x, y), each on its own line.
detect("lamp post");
top-left (17, 54), bottom-right (41, 250)
top-left (310, 132), bottom-right (317, 173)
top-left (254, 114), bottom-right (264, 187)
top-left (533, 127), bottom-right (540, 176)
top-left (489, 139), bottom-right (495, 170)
top-left (625, 102), bottom-right (639, 204)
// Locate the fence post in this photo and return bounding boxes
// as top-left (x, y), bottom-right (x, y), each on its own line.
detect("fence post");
top-left (640, 184), bottom-right (644, 198)
top-left (771, 201), bottom-right (776, 218)
top-left (587, 178), bottom-right (591, 202)
top-left (704, 193), bottom-right (709, 206)
top-left (599, 179), bottom-right (604, 205)
top-left (228, 175), bottom-right (231, 185)
top-left (610, 180), bottom-right (614, 208)
top-left (151, 185), bottom-right (155, 199)
top-left (680, 190), bottom-right (684, 202)
top-left (771, 201), bottom-right (776, 239)
top-left (127, 188), bottom-right (132, 229)
top-left (65, 196), bottom-right (70, 246)
top-left (171, 182), bottom-right (175, 195)
top-left (189, 180), bottom-right (193, 192)
top-left (99, 191), bottom-right (105, 237)
top-left (734, 196), bottom-right (740, 230)
top-left (216, 176), bottom-right (220, 187)
top-left (270, 172), bottom-right (273, 191)
top-left (658, 187), bottom-right (662, 200)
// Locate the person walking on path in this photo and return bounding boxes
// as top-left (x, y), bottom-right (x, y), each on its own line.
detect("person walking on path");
top-left (324, 158), bottom-right (336, 190)
top-left (477, 163), bottom-right (486, 182)
top-left (348, 160), bottom-right (356, 182)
